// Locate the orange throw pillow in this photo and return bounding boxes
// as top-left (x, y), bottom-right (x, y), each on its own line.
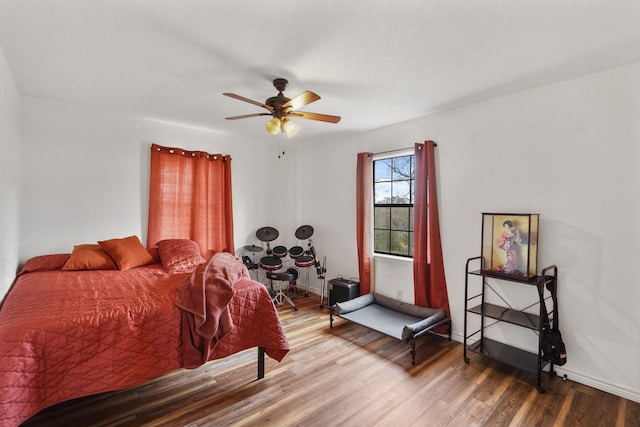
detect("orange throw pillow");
top-left (98, 235), bottom-right (155, 270)
top-left (63, 244), bottom-right (117, 271)
top-left (19, 253), bottom-right (71, 275)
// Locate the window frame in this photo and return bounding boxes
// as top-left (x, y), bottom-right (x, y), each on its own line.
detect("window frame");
top-left (372, 150), bottom-right (415, 258)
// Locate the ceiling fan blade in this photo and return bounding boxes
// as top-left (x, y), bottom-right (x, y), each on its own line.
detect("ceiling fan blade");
top-left (225, 113), bottom-right (272, 120)
top-left (290, 111), bottom-right (341, 123)
top-left (283, 91), bottom-right (321, 110)
top-left (223, 93), bottom-right (273, 111)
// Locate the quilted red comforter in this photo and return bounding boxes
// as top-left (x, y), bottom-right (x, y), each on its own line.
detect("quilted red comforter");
top-left (0, 263), bottom-right (289, 427)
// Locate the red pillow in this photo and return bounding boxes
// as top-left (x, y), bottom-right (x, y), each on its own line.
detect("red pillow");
top-left (63, 244), bottom-right (118, 271)
top-left (19, 253), bottom-right (71, 275)
top-left (147, 246), bottom-right (161, 263)
top-left (98, 235), bottom-right (155, 271)
top-left (157, 239), bottom-right (206, 274)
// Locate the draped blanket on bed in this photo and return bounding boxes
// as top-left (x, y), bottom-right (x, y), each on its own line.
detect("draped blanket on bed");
top-left (0, 260), bottom-right (289, 427)
top-left (176, 252), bottom-right (248, 368)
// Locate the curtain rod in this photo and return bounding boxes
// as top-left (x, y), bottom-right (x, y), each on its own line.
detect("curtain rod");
top-left (373, 142), bottom-right (437, 157)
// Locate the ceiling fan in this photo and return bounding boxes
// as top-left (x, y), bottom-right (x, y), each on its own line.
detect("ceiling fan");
top-left (223, 78), bottom-right (341, 138)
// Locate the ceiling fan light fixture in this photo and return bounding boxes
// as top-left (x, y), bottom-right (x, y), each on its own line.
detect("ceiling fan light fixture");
top-left (282, 118), bottom-right (300, 138)
top-left (265, 117), bottom-right (281, 135)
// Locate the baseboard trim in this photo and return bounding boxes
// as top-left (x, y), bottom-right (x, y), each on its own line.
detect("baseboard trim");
top-left (451, 331), bottom-right (640, 403)
top-left (554, 368), bottom-right (640, 403)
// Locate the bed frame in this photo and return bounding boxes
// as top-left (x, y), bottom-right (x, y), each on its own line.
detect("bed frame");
top-left (330, 292), bottom-right (451, 364)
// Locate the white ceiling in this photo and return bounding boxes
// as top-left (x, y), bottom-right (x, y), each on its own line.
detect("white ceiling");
top-left (1, 0), bottom-right (640, 143)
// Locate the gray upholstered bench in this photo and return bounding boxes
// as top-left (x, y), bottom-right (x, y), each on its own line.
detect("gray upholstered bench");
top-left (330, 292), bottom-right (451, 365)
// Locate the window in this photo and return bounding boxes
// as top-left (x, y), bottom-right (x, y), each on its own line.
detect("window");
top-left (373, 154), bottom-right (415, 257)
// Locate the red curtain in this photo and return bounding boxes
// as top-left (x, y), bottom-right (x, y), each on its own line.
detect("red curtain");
top-left (147, 144), bottom-right (234, 258)
top-left (413, 141), bottom-right (450, 317)
top-left (356, 152), bottom-right (373, 295)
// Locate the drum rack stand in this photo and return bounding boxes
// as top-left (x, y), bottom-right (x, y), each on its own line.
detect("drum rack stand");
top-left (269, 277), bottom-right (297, 310)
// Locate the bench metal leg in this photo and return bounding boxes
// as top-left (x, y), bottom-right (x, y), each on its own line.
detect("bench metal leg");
top-left (329, 307), bottom-right (334, 328)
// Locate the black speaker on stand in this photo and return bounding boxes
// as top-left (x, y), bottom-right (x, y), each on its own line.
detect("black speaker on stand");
top-left (328, 278), bottom-right (360, 307)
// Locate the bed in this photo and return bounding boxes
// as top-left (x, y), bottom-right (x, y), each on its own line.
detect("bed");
top-left (0, 243), bottom-right (290, 427)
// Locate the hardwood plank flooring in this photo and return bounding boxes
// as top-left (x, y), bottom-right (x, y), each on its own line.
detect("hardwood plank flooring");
top-left (21, 295), bottom-right (640, 427)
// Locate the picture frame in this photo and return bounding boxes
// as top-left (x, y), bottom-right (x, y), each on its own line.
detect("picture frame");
top-left (481, 213), bottom-right (539, 280)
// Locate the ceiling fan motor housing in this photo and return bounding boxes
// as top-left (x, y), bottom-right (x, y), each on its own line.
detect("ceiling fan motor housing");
top-left (266, 79), bottom-right (292, 119)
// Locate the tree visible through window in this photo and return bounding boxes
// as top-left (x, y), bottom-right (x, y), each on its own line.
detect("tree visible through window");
top-left (373, 154), bottom-right (414, 257)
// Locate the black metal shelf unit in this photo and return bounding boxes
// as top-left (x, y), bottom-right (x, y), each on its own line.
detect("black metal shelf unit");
top-left (463, 256), bottom-right (558, 393)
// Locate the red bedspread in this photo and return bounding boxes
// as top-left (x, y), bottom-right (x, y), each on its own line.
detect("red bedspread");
top-left (0, 263), bottom-right (289, 427)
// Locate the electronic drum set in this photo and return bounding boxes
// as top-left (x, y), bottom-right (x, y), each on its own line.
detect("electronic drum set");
top-left (242, 225), bottom-right (327, 310)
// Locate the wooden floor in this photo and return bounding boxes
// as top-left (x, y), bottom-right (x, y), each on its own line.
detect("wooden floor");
top-left (23, 295), bottom-right (640, 427)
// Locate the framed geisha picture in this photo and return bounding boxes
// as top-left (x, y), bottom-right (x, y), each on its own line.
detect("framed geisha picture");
top-left (481, 213), bottom-right (539, 280)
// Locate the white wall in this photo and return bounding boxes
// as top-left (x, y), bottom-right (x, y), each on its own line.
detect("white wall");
top-left (0, 43), bottom-right (21, 301)
top-left (297, 62), bottom-right (640, 402)
top-left (18, 96), bottom-right (298, 264)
